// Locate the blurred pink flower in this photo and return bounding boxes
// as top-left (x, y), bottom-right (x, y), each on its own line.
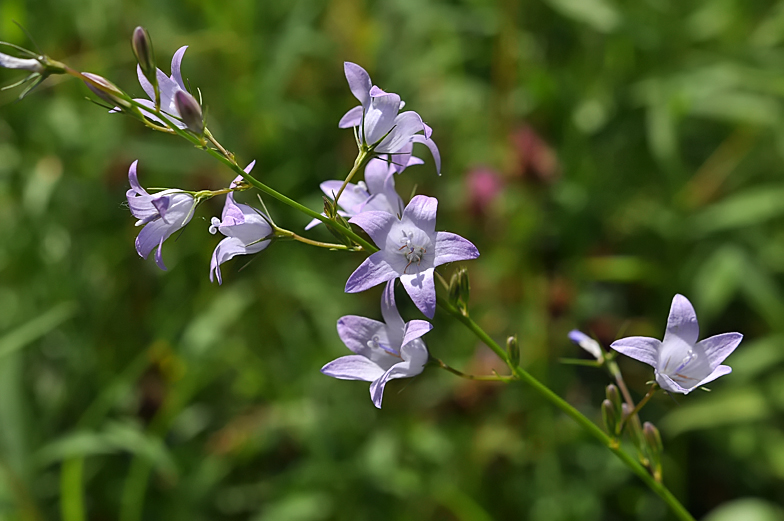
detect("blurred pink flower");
top-left (465, 167), bottom-right (503, 216)
top-left (510, 125), bottom-right (559, 183)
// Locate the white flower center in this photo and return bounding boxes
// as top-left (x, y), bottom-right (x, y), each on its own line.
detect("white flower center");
top-left (208, 217), bottom-right (221, 235)
top-left (398, 230), bottom-right (427, 273)
top-left (663, 349), bottom-right (702, 386)
top-left (367, 335), bottom-right (401, 358)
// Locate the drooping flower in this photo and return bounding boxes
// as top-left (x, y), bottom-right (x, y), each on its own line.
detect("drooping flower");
top-left (209, 161), bottom-right (273, 284)
top-left (121, 46), bottom-right (192, 128)
top-left (345, 195), bottom-right (479, 318)
top-left (338, 62), bottom-right (441, 175)
top-left (126, 160), bottom-right (196, 270)
top-left (610, 294), bottom-right (743, 394)
top-left (568, 330), bottom-right (604, 362)
top-left (305, 157), bottom-right (418, 230)
top-left (321, 280), bottom-right (432, 408)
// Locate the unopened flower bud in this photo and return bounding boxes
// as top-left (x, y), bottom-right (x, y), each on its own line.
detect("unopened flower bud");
top-left (506, 335), bottom-right (520, 366)
top-left (601, 399), bottom-right (617, 435)
top-left (643, 422), bottom-right (663, 481)
top-left (605, 384), bottom-right (622, 419)
top-left (0, 51), bottom-right (44, 73)
top-left (174, 90), bottom-right (204, 134)
top-left (568, 330), bottom-right (604, 362)
top-left (131, 27), bottom-right (156, 82)
top-left (622, 403), bottom-right (646, 456)
top-left (82, 72), bottom-right (131, 108)
top-left (448, 267), bottom-right (470, 313)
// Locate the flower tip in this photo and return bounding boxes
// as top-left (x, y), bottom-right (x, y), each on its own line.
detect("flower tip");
top-left (174, 90), bottom-right (204, 134)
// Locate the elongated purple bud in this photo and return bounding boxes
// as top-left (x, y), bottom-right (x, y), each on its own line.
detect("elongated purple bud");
top-left (174, 90), bottom-right (204, 134)
top-left (82, 72), bottom-right (130, 108)
top-left (131, 27), bottom-right (156, 82)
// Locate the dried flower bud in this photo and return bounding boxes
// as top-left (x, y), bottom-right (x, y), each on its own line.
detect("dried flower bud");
top-left (131, 26), bottom-right (156, 83)
top-left (174, 90), bottom-right (204, 134)
top-left (506, 335), bottom-right (520, 366)
top-left (601, 399), bottom-right (617, 435)
top-left (82, 72), bottom-right (130, 108)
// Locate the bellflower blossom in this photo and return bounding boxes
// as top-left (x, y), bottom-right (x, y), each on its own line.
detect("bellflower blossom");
top-left (126, 160), bottom-right (196, 270)
top-left (120, 46), bottom-right (191, 128)
top-left (611, 294), bottom-right (743, 394)
top-left (209, 161), bottom-right (273, 284)
top-left (321, 281), bottom-right (432, 408)
top-left (338, 62), bottom-right (441, 175)
top-left (345, 195), bottom-right (479, 318)
top-left (568, 330), bottom-right (604, 362)
top-left (305, 157), bottom-right (419, 230)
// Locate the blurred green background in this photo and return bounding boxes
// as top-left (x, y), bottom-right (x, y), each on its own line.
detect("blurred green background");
top-left (1, 0), bottom-right (784, 519)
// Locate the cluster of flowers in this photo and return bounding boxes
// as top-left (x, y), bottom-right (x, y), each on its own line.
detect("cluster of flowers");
top-left (122, 56), bottom-right (478, 407)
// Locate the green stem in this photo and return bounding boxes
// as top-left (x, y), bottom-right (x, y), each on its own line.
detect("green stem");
top-left (60, 458), bottom-right (85, 521)
top-left (277, 229), bottom-right (351, 250)
top-left (333, 149), bottom-right (369, 205)
top-left (436, 297), bottom-right (695, 521)
top-left (432, 357), bottom-right (515, 382)
top-left (618, 383), bottom-right (658, 434)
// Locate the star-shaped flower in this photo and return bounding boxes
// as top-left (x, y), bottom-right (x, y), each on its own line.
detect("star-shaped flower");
top-left (305, 157), bottom-right (417, 230)
top-left (338, 62), bottom-right (441, 175)
top-left (126, 160), bottom-right (196, 270)
top-left (345, 195), bottom-right (479, 318)
top-left (321, 281), bottom-right (432, 408)
top-left (209, 161), bottom-right (273, 284)
top-left (610, 294), bottom-right (743, 394)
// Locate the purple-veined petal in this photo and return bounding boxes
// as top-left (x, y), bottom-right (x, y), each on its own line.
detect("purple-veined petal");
top-left (663, 294), bottom-right (699, 346)
top-left (412, 135), bottom-right (441, 175)
top-left (344, 62), bottom-right (372, 108)
top-left (321, 354), bottom-right (385, 382)
top-left (400, 268), bottom-right (436, 318)
top-left (151, 196), bottom-right (171, 219)
top-left (127, 160), bottom-right (147, 196)
top-left (655, 372), bottom-right (691, 394)
top-left (135, 218), bottom-right (177, 259)
top-left (220, 193), bottom-right (246, 226)
top-left (348, 211), bottom-right (397, 247)
top-left (695, 365), bottom-right (732, 388)
top-left (170, 46), bottom-right (188, 90)
top-left (345, 252), bottom-right (399, 293)
top-left (338, 105), bottom-right (363, 129)
top-left (402, 320), bottom-right (432, 347)
top-left (433, 232), bottom-right (479, 266)
top-left (154, 237), bottom-right (167, 270)
top-left (697, 332), bottom-right (743, 370)
top-left (363, 92), bottom-right (402, 145)
top-left (402, 195), bottom-right (437, 236)
top-left (610, 336), bottom-right (661, 368)
top-left (375, 111), bottom-right (424, 154)
top-left (381, 280), bottom-right (405, 332)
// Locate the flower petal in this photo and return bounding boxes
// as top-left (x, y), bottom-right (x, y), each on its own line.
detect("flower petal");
top-left (364, 159), bottom-right (393, 195)
top-left (381, 281), bottom-right (405, 332)
top-left (412, 135), bottom-right (442, 175)
top-left (402, 195), bottom-right (437, 236)
top-left (344, 62), bottom-right (372, 108)
top-left (610, 336), bottom-right (661, 368)
top-left (338, 105), bottom-right (364, 129)
top-left (337, 315), bottom-right (386, 354)
top-left (154, 237), bottom-right (167, 270)
top-left (401, 268), bottom-right (436, 318)
top-left (348, 211), bottom-right (397, 248)
top-left (695, 365), bottom-right (732, 388)
top-left (402, 320), bottom-right (432, 347)
top-left (663, 294), bottom-right (699, 346)
top-left (655, 372), bottom-right (691, 394)
top-left (136, 64), bottom-right (156, 100)
top-left (363, 92), bottom-right (401, 145)
top-left (375, 111), bottom-right (424, 154)
top-left (369, 361), bottom-right (411, 408)
top-left (433, 232), bottom-right (479, 266)
top-left (209, 236), bottom-right (264, 284)
top-left (345, 252), bottom-right (399, 293)
top-left (170, 46), bottom-right (188, 90)
top-left (696, 333), bottom-right (743, 370)
top-left (321, 355), bottom-right (385, 382)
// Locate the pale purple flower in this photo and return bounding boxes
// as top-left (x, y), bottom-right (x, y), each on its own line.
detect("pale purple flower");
top-left (338, 62), bottom-right (441, 175)
top-left (126, 160), bottom-right (196, 270)
top-left (568, 330), bottom-right (604, 361)
top-left (121, 46), bottom-right (191, 128)
top-left (0, 51), bottom-right (44, 73)
top-left (611, 294), bottom-right (743, 394)
top-left (321, 281), bottom-right (432, 408)
top-left (209, 161), bottom-right (273, 284)
top-left (345, 195), bottom-right (479, 318)
top-left (305, 157), bottom-right (419, 230)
